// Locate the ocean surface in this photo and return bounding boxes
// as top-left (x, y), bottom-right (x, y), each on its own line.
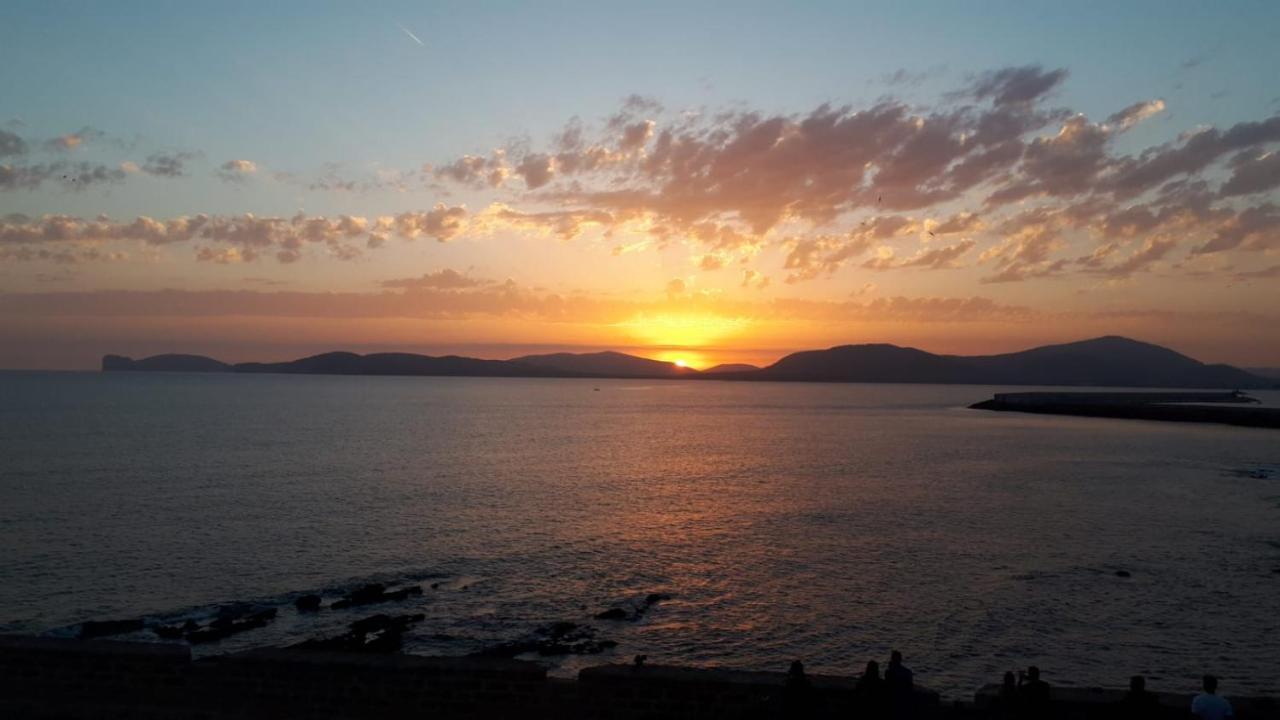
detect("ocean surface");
top-left (1, 371), bottom-right (1277, 699)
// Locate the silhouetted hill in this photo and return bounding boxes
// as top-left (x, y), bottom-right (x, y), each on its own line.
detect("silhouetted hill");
top-left (1246, 367), bottom-right (1280, 381)
top-left (756, 336), bottom-right (1272, 388)
top-left (761, 344), bottom-right (968, 383)
top-left (102, 354), bottom-right (231, 372)
top-left (234, 352), bottom-right (570, 377)
top-left (512, 351), bottom-right (696, 378)
top-left (101, 337), bottom-right (1273, 388)
top-left (703, 363), bottom-right (760, 374)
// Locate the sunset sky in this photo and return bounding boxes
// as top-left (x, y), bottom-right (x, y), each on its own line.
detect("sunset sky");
top-left (2, 1), bottom-right (1279, 370)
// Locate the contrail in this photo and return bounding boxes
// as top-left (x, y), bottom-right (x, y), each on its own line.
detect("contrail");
top-left (397, 22), bottom-right (425, 47)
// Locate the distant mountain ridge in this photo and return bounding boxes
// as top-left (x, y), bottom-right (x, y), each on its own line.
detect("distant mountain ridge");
top-left (102, 336), bottom-right (1276, 389)
top-left (512, 351), bottom-right (697, 378)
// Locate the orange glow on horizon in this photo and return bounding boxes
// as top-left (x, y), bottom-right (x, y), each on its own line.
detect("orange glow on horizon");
top-left (615, 313), bottom-right (751, 348)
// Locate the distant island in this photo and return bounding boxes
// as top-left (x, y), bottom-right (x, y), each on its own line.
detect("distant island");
top-left (101, 336), bottom-right (1276, 389)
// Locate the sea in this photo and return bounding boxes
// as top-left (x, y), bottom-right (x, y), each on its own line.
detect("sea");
top-left (1, 371), bottom-right (1277, 699)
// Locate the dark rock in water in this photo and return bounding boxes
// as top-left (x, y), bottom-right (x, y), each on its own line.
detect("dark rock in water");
top-left (331, 583), bottom-right (422, 609)
top-left (79, 619), bottom-right (145, 639)
top-left (1115, 570), bottom-right (1132, 578)
top-left (385, 586), bottom-right (423, 601)
top-left (154, 619), bottom-right (201, 639)
top-left (595, 593), bottom-right (673, 622)
top-left (473, 621), bottom-right (615, 658)
top-left (350, 613), bottom-right (425, 636)
top-left (430, 582), bottom-right (440, 590)
top-left (211, 608), bottom-right (276, 631)
top-left (186, 628), bottom-right (230, 644)
top-left (295, 594), bottom-right (322, 612)
top-left (291, 612), bottom-right (424, 654)
top-left (153, 625), bottom-right (183, 639)
top-left (188, 609), bottom-right (277, 643)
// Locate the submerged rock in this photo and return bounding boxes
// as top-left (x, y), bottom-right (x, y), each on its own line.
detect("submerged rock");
top-left (291, 613), bottom-right (425, 654)
top-left (1115, 570), bottom-right (1132, 578)
top-left (152, 620), bottom-right (199, 640)
top-left (595, 592), bottom-right (672, 622)
top-left (331, 583), bottom-right (423, 609)
top-left (294, 594), bottom-right (322, 612)
top-left (79, 619), bottom-right (145, 639)
top-left (186, 609), bottom-right (277, 644)
top-left (473, 621), bottom-right (616, 658)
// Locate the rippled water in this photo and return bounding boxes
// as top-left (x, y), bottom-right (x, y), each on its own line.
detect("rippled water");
top-left (1, 371), bottom-right (1277, 698)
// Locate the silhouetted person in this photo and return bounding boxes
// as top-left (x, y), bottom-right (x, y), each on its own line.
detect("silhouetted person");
top-left (1016, 666), bottom-right (1051, 718)
top-left (782, 660), bottom-right (815, 718)
top-left (885, 650), bottom-right (915, 719)
top-left (855, 660), bottom-right (886, 717)
top-left (1114, 675), bottom-right (1160, 720)
top-left (1191, 675), bottom-right (1233, 720)
top-left (994, 671), bottom-right (1019, 719)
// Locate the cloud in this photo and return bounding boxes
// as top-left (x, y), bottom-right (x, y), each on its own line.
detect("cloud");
top-left (1219, 151), bottom-right (1280, 197)
top-left (1086, 236), bottom-right (1179, 277)
top-left (1232, 264), bottom-right (1280, 280)
top-left (880, 66), bottom-right (945, 87)
top-left (515, 153), bottom-right (556, 189)
top-left (432, 152), bottom-right (508, 188)
top-left (474, 204), bottom-right (612, 241)
top-left (0, 161), bottom-right (127, 191)
top-left (0, 130), bottom-right (26, 157)
top-left (892, 239), bottom-right (976, 270)
top-left (0, 205), bottom-right (468, 264)
top-left (1192, 203), bottom-right (1280, 254)
top-left (961, 65), bottom-right (1068, 106)
top-left (783, 233), bottom-right (876, 283)
top-left (216, 159), bottom-right (258, 183)
top-left (44, 127), bottom-right (104, 151)
top-left (741, 269), bottom-right (770, 289)
top-left (381, 268), bottom-right (487, 290)
top-left (141, 151), bottom-right (198, 177)
top-left (1106, 100), bottom-right (1166, 131)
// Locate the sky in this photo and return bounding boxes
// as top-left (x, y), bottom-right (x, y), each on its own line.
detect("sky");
top-left (2, 0), bottom-right (1279, 370)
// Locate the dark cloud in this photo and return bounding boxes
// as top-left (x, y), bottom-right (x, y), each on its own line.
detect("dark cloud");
top-left (1219, 151), bottom-right (1280, 197)
top-left (381, 268), bottom-right (487, 290)
top-left (141, 151), bottom-right (198, 177)
top-left (0, 161), bottom-right (127, 191)
top-left (0, 130), bottom-right (26, 157)
top-left (962, 65), bottom-right (1068, 106)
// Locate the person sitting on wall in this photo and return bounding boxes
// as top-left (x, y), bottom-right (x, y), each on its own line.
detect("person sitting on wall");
top-left (1016, 665), bottom-right (1051, 718)
top-left (994, 671), bottom-right (1019, 719)
top-left (1191, 675), bottom-right (1234, 720)
top-left (781, 659), bottom-right (815, 718)
top-left (1114, 675), bottom-right (1160, 719)
top-left (885, 650), bottom-right (915, 718)
top-left (855, 660), bottom-right (885, 717)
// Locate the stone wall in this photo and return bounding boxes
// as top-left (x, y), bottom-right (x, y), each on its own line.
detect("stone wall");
top-left (2, 636), bottom-right (1275, 719)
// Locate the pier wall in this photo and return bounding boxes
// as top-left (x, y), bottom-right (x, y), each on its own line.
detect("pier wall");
top-left (3, 636), bottom-right (1277, 719)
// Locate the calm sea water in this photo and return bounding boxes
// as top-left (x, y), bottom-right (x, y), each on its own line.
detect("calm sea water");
top-left (1, 372), bottom-right (1277, 698)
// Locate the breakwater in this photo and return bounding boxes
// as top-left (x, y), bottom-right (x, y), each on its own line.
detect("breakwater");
top-left (971, 391), bottom-right (1280, 429)
top-left (3, 636), bottom-right (1278, 719)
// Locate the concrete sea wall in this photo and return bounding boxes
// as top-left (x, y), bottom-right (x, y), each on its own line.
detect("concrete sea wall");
top-left (2, 635), bottom-right (1277, 719)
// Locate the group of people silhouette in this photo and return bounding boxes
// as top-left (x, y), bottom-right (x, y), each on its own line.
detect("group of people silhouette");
top-left (771, 653), bottom-right (1237, 719)
top-left (779, 650), bottom-right (918, 718)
